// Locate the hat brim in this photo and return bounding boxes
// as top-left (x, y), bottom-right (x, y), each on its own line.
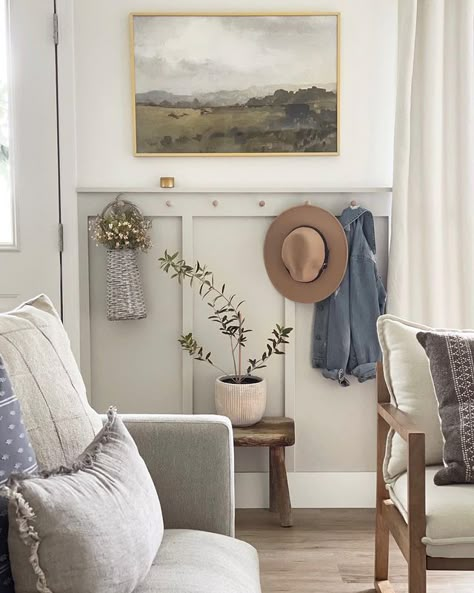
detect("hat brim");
top-left (264, 205), bottom-right (348, 304)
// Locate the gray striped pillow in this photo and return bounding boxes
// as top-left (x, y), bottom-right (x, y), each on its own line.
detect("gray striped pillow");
top-left (0, 356), bottom-right (38, 591)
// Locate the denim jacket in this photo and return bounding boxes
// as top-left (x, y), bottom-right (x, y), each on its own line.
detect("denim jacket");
top-left (311, 206), bottom-right (386, 386)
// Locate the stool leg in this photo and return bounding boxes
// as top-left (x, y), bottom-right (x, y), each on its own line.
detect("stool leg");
top-left (271, 446), bottom-right (292, 527)
top-left (269, 447), bottom-right (278, 512)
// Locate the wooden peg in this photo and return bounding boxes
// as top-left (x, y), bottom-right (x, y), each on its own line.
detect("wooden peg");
top-left (165, 200), bottom-right (172, 207)
top-left (304, 200), bottom-right (311, 206)
top-left (259, 200), bottom-right (266, 207)
top-left (212, 200), bottom-right (219, 207)
top-left (350, 200), bottom-right (358, 207)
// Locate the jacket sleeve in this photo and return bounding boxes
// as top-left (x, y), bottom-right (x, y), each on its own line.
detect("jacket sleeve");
top-left (323, 271), bottom-right (351, 386)
top-left (349, 211), bottom-right (385, 381)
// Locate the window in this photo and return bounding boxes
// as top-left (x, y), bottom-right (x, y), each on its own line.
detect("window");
top-left (0, 0), bottom-right (14, 246)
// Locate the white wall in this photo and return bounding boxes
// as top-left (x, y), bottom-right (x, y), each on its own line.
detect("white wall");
top-left (70, 0), bottom-right (397, 506)
top-left (74, 0), bottom-right (396, 189)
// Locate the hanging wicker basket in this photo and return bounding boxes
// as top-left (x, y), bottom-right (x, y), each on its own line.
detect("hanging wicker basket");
top-left (106, 249), bottom-right (147, 321)
top-left (92, 197), bottom-right (149, 321)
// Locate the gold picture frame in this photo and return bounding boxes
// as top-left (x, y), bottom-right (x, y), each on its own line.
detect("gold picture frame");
top-left (130, 12), bottom-right (340, 157)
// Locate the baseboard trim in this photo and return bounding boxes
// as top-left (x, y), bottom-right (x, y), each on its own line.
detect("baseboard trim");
top-left (235, 471), bottom-right (376, 508)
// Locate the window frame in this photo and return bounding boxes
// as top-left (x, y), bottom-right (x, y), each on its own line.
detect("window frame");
top-left (0, 0), bottom-right (18, 250)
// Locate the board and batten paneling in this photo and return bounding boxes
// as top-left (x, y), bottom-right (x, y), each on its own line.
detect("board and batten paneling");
top-left (87, 216), bottom-right (182, 415)
top-left (79, 191), bottom-right (389, 482)
top-left (193, 216), bottom-right (285, 473)
top-left (295, 216), bottom-right (388, 473)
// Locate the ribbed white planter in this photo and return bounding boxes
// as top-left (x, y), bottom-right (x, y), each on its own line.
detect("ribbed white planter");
top-left (215, 376), bottom-right (267, 427)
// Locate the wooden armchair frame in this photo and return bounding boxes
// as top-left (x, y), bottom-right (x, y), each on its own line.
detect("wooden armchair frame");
top-left (375, 362), bottom-right (474, 593)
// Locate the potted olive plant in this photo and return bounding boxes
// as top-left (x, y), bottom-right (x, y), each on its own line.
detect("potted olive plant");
top-left (159, 251), bottom-right (293, 426)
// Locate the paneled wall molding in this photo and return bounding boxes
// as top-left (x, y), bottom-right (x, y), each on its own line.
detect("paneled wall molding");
top-left (77, 191), bottom-right (391, 219)
top-left (77, 186), bottom-right (392, 194)
top-left (78, 189), bottom-right (390, 481)
top-left (181, 215), bottom-right (194, 414)
top-left (0, 294), bottom-right (20, 313)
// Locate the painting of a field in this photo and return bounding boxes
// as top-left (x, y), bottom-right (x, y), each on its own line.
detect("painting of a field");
top-left (130, 14), bottom-right (339, 155)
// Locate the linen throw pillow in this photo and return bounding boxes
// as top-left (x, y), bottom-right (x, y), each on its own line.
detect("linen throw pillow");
top-left (0, 294), bottom-right (103, 469)
top-left (0, 357), bottom-right (38, 593)
top-left (377, 315), bottom-right (444, 481)
top-left (417, 331), bottom-right (474, 485)
top-left (5, 407), bottom-right (163, 593)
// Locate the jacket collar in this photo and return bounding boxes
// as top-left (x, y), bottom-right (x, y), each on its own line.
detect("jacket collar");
top-left (339, 205), bottom-right (368, 229)
top-left (339, 206), bottom-right (376, 254)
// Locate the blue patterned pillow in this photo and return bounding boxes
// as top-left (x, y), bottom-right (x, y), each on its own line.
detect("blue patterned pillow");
top-left (0, 356), bottom-right (38, 592)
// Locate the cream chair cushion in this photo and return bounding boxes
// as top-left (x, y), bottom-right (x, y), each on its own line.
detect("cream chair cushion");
top-left (377, 315), bottom-right (444, 481)
top-left (389, 466), bottom-right (474, 558)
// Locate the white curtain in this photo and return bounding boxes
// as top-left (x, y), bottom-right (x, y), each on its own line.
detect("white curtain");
top-left (388, 0), bottom-right (474, 327)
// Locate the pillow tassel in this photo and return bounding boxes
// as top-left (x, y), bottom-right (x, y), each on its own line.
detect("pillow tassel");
top-left (10, 487), bottom-right (52, 593)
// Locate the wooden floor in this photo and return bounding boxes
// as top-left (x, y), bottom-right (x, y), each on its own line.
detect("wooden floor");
top-left (236, 509), bottom-right (474, 593)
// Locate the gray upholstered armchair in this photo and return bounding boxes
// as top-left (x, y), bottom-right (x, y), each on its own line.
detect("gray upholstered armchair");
top-left (124, 414), bottom-right (235, 537)
top-left (123, 414), bottom-right (262, 592)
top-left (0, 295), bottom-right (261, 593)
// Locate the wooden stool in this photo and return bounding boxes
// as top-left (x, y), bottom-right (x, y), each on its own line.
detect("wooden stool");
top-left (233, 417), bottom-right (295, 527)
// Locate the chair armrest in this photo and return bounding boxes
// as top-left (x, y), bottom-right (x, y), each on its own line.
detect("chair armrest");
top-left (376, 362), bottom-right (426, 557)
top-left (376, 396), bottom-right (426, 524)
top-left (122, 414), bottom-right (235, 537)
top-left (377, 403), bottom-right (424, 442)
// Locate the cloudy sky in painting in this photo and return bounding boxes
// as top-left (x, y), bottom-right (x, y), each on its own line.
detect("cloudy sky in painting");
top-left (133, 15), bottom-right (337, 95)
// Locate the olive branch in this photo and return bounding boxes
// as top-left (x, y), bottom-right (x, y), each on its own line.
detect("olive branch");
top-left (159, 251), bottom-right (293, 383)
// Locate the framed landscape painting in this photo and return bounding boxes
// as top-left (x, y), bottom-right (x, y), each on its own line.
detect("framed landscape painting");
top-left (130, 13), bottom-right (339, 156)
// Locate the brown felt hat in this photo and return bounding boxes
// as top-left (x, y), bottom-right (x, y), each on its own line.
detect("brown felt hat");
top-left (264, 205), bottom-right (348, 304)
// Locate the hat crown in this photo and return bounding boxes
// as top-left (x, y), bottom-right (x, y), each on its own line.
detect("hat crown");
top-left (263, 204), bottom-right (348, 304)
top-left (281, 227), bottom-right (325, 283)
